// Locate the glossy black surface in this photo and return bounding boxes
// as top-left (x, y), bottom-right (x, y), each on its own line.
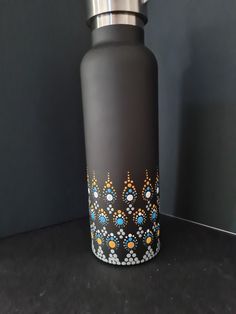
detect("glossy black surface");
top-left (0, 215), bottom-right (235, 314)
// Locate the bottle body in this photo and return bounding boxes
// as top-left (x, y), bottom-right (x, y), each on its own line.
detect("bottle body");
top-left (81, 25), bottom-right (160, 265)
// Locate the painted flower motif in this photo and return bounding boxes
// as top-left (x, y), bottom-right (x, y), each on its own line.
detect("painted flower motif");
top-left (123, 250), bottom-right (140, 266)
top-left (137, 226), bottom-right (144, 238)
top-left (101, 226), bottom-right (108, 237)
top-left (106, 204), bottom-right (114, 214)
top-left (141, 245), bottom-right (156, 263)
top-left (117, 228), bottom-right (125, 239)
top-left (103, 173), bottom-right (117, 204)
top-left (106, 233), bottom-right (119, 250)
top-left (90, 222), bottom-right (96, 234)
top-left (126, 204), bottom-right (135, 215)
top-left (108, 250), bottom-right (121, 265)
top-left (91, 172), bottom-right (100, 199)
top-left (145, 203), bottom-right (152, 211)
top-left (122, 172), bottom-right (137, 205)
top-left (152, 222), bottom-right (161, 238)
top-left (155, 169), bottom-right (160, 196)
top-left (95, 230), bottom-right (104, 246)
top-left (150, 204), bottom-right (158, 223)
top-left (113, 210), bottom-right (128, 228)
top-left (142, 170), bottom-right (154, 201)
top-left (143, 229), bottom-right (154, 247)
top-left (123, 234), bottom-right (138, 251)
top-left (90, 224), bottom-right (96, 239)
top-left (89, 204), bottom-right (96, 222)
top-left (133, 208), bottom-right (146, 226)
top-left (98, 208), bottom-right (109, 226)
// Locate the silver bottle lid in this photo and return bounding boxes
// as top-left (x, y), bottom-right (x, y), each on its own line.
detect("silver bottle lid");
top-left (87, 0), bottom-right (149, 28)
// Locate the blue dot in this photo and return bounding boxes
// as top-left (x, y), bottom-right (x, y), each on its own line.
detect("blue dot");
top-left (107, 188), bottom-right (112, 193)
top-left (128, 189), bottom-right (133, 193)
top-left (137, 216), bottom-right (144, 225)
top-left (117, 217), bottom-right (124, 226)
top-left (91, 212), bottom-right (95, 221)
top-left (128, 237), bottom-right (133, 242)
top-left (99, 216), bottom-right (106, 224)
top-left (152, 212), bottom-right (157, 220)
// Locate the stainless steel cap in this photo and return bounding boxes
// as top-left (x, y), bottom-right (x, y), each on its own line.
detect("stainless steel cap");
top-left (87, 0), bottom-right (149, 26)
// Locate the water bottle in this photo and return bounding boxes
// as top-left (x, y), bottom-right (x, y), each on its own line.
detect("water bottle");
top-left (81, 0), bottom-right (160, 266)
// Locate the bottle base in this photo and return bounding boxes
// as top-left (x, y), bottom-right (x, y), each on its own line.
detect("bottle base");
top-left (91, 239), bottom-right (160, 266)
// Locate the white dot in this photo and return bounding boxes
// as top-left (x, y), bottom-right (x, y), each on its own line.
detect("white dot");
top-left (107, 194), bottom-right (113, 201)
top-left (146, 191), bottom-right (151, 198)
top-left (94, 191), bottom-right (98, 198)
top-left (156, 187), bottom-right (159, 195)
top-left (127, 194), bottom-right (134, 202)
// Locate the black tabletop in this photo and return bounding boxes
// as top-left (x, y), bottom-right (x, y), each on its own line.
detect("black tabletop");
top-left (0, 214), bottom-right (235, 314)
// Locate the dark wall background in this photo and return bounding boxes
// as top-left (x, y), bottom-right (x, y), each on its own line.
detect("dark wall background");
top-left (0, 0), bottom-right (90, 237)
top-left (1, 0), bottom-right (236, 237)
top-left (146, 0), bottom-right (236, 233)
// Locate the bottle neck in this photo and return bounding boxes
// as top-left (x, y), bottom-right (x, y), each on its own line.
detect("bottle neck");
top-left (91, 25), bottom-right (144, 47)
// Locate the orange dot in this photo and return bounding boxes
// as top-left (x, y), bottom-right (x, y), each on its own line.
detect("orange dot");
top-left (109, 240), bottom-right (116, 249)
top-left (128, 242), bottom-right (135, 249)
top-left (97, 238), bottom-right (102, 245)
top-left (128, 183), bottom-right (132, 187)
top-left (146, 237), bottom-right (152, 244)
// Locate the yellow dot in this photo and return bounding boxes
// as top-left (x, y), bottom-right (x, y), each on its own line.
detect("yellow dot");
top-left (157, 230), bottom-right (160, 237)
top-left (146, 237), bottom-right (152, 244)
top-left (109, 240), bottom-right (116, 249)
top-left (107, 183), bottom-right (110, 188)
top-left (128, 183), bottom-right (132, 187)
top-left (128, 242), bottom-right (135, 249)
top-left (97, 238), bottom-right (102, 245)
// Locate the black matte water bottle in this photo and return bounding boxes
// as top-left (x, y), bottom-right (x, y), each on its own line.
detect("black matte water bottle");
top-left (81, 0), bottom-right (160, 266)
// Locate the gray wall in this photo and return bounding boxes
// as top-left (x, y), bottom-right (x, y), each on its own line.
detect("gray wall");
top-left (146, 0), bottom-right (236, 233)
top-left (0, 0), bottom-right (89, 237)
